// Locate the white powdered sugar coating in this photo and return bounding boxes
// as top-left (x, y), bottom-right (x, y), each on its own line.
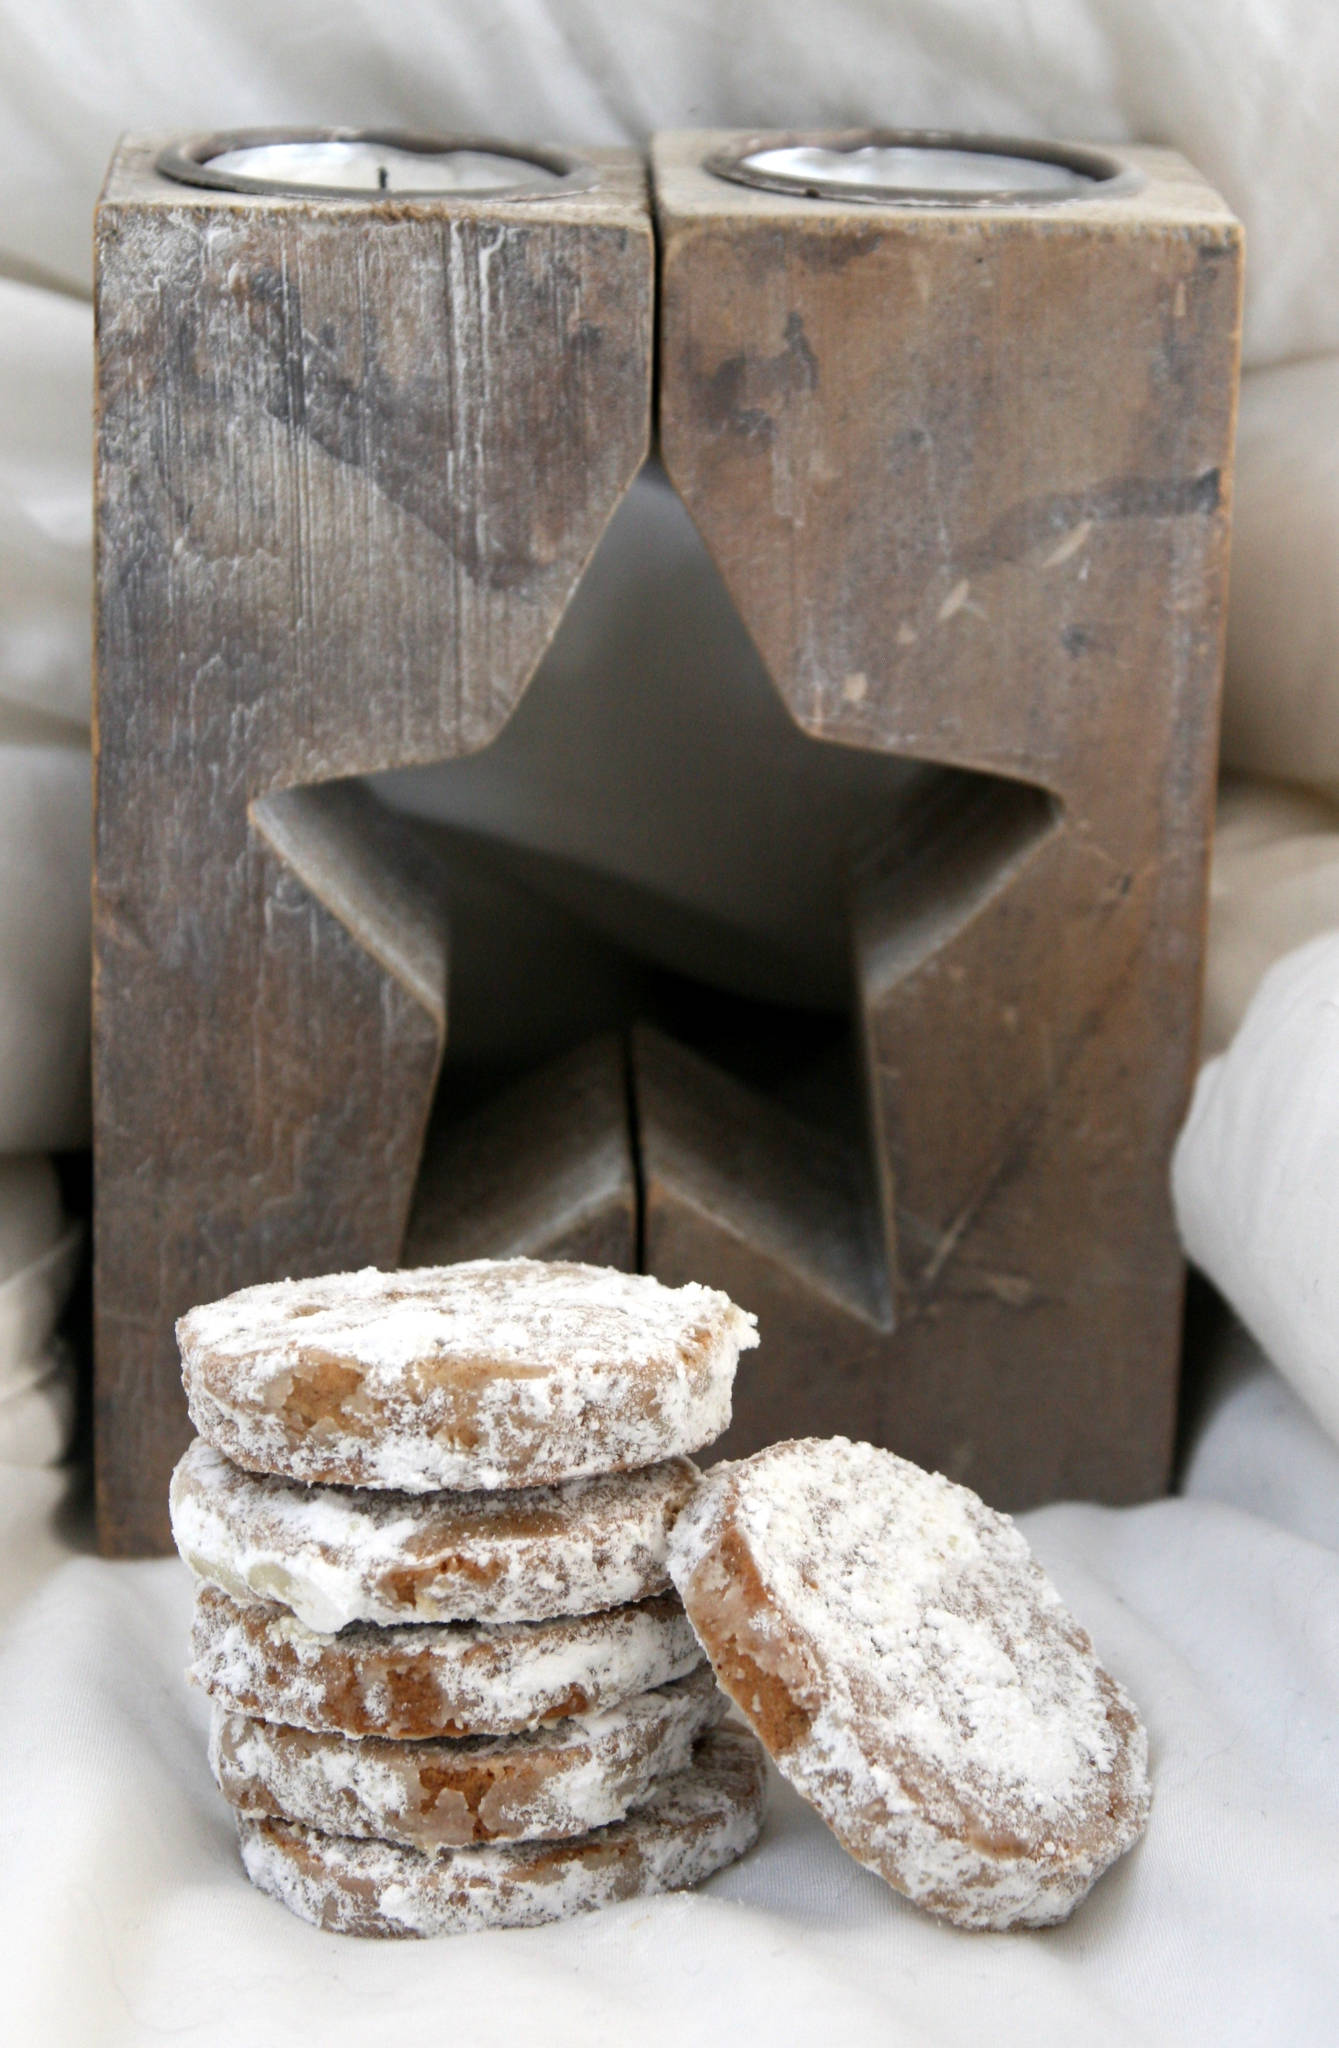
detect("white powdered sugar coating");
top-left (190, 1583), bottom-right (705, 1739)
top-left (178, 1259), bottom-right (757, 1491)
top-left (210, 1664), bottom-right (725, 1848)
top-left (235, 1724), bottom-right (766, 1937)
top-left (668, 1437), bottom-right (1151, 1931)
top-left (170, 1438), bottom-right (698, 1630)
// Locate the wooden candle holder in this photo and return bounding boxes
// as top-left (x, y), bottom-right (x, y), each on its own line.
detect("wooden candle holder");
top-left (93, 134), bottom-right (653, 1552)
top-left (650, 130), bottom-right (1242, 1506)
top-left (93, 127), bottom-right (1240, 1554)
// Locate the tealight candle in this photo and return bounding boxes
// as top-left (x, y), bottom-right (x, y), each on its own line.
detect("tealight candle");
top-left (713, 133), bottom-right (1125, 207)
top-left (157, 129), bottom-right (576, 201)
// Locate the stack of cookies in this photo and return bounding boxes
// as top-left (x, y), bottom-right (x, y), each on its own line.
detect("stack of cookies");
top-left (168, 1258), bottom-right (765, 1938)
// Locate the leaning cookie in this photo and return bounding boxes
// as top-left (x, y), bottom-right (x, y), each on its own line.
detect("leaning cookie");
top-left (237, 1723), bottom-right (767, 1937)
top-left (171, 1437), bottom-right (698, 1632)
top-left (211, 1664), bottom-right (725, 1849)
top-left (190, 1583), bottom-right (704, 1739)
top-left (178, 1259), bottom-right (758, 1491)
top-left (668, 1437), bottom-right (1151, 1931)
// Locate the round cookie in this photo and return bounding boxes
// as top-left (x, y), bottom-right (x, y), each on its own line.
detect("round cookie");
top-left (190, 1582), bottom-right (705, 1739)
top-left (236, 1724), bottom-right (766, 1936)
top-left (211, 1664), bottom-right (725, 1849)
top-left (667, 1437), bottom-right (1151, 1932)
top-left (170, 1437), bottom-right (698, 1631)
top-left (178, 1258), bottom-right (758, 1491)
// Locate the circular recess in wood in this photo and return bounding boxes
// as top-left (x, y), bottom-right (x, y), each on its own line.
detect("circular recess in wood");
top-left (706, 129), bottom-right (1138, 208)
top-left (156, 128), bottom-right (595, 202)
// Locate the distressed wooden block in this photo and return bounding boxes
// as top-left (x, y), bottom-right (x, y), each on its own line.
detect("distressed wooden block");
top-left (651, 130), bottom-right (1243, 1506)
top-left (93, 136), bottom-right (652, 1553)
top-left (93, 125), bottom-right (1242, 1551)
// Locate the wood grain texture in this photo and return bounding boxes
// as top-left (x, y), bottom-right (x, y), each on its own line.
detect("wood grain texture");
top-left (653, 133), bottom-right (1243, 1506)
top-left (93, 138), bottom-right (652, 1553)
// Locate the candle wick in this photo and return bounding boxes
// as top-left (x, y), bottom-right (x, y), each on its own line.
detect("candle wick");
top-left (377, 165), bottom-right (389, 191)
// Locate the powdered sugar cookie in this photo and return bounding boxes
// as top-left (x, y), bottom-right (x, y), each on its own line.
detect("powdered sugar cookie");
top-left (190, 1582), bottom-right (704, 1739)
top-left (170, 1437), bottom-right (698, 1630)
top-left (211, 1664), bottom-right (724, 1849)
top-left (179, 1259), bottom-right (757, 1491)
top-left (236, 1723), bottom-right (766, 1936)
top-left (668, 1437), bottom-right (1150, 1931)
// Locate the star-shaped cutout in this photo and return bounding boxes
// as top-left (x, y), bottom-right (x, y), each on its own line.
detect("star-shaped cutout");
top-left (360, 464), bottom-right (1043, 1470)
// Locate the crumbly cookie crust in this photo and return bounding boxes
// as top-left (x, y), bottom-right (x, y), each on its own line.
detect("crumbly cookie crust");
top-left (237, 1723), bottom-right (767, 1936)
top-left (668, 1436), bottom-right (1151, 1931)
top-left (190, 1582), bottom-right (704, 1739)
top-left (211, 1665), bottom-right (724, 1849)
top-left (179, 1259), bottom-right (757, 1491)
top-left (170, 1437), bottom-right (699, 1631)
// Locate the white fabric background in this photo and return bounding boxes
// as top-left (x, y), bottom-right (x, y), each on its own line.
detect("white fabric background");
top-left (2, 1), bottom-right (1339, 2038)
top-left (1175, 932), bottom-right (1339, 1446)
top-left (0, 268), bottom-right (91, 1458)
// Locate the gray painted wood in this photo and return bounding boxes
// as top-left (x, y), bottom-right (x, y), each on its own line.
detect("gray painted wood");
top-left (94, 138), bottom-right (653, 1553)
top-left (652, 132), bottom-right (1243, 1507)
